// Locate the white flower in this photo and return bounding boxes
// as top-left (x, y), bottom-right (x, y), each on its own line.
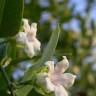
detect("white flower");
top-left (16, 19), bottom-right (41, 58)
top-left (37, 56), bottom-right (76, 96)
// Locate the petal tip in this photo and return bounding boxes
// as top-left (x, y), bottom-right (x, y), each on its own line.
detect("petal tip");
top-left (31, 23), bottom-right (37, 28)
top-left (23, 18), bottom-right (29, 23)
top-left (62, 56), bottom-right (67, 59)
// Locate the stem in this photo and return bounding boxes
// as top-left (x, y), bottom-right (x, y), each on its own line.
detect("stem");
top-left (0, 66), bottom-right (14, 96)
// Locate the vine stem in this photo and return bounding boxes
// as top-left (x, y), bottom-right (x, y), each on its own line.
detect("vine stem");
top-left (0, 66), bottom-right (14, 96)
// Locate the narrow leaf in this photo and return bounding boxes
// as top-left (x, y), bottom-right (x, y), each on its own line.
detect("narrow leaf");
top-left (0, 0), bottom-right (24, 37)
top-left (0, 0), bottom-right (5, 27)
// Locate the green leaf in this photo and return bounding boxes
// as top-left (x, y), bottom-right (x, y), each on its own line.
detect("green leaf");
top-left (28, 88), bottom-right (44, 96)
top-left (14, 24), bottom-right (60, 96)
top-left (0, 0), bottom-right (24, 37)
top-left (0, 0), bottom-right (5, 28)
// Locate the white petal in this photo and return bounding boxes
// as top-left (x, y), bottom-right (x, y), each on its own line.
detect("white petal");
top-left (26, 32), bottom-right (35, 41)
top-left (16, 32), bottom-right (27, 44)
top-left (45, 77), bottom-right (55, 91)
top-left (45, 61), bottom-right (54, 73)
top-left (37, 74), bottom-right (54, 92)
top-left (55, 56), bottom-right (69, 73)
top-left (24, 42), bottom-right (35, 58)
top-left (61, 73), bottom-right (76, 88)
top-left (30, 23), bottom-right (37, 37)
top-left (33, 38), bottom-right (41, 52)
top-left (23, 19), bottom-right (30, 32)
top-left (54, 85), bottom-right (68, 96)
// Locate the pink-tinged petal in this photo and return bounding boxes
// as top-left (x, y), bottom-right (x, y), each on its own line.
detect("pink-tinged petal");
top-left (26, 32), bottom-right (35, 41)
top-left (45, 61), bottom-right (54, 73)
top-left (54, 85), bottom-right (68, 96)
top-left (30, 23), bottom-right (37, 37)
top-left (45, 77), bottom-right (55, 91)
top-left (55, 56), bottom-right (69, 73)
top-left (61, 73), bottom-right (76, 88)
top-left (23, 19), bottom-right (30, 32)
top-left (33, 38), bottom-right (41, 52)
top-left (16, 32), bottom-right (27, 44)
top-left (50, 73), bottom-right (62, 86)
top-left (24, 41), bottom-right (35, 58)
top-left (24, 37), bottom-right (41, 58)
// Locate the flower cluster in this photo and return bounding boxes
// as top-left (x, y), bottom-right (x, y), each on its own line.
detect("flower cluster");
top-left (16, 19), bottom-right (41, 58)
top-left (37, 56), bottom-right (76, 96)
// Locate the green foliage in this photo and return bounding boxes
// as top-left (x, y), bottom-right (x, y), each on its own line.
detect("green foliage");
top-left (0, 0), bottom-right (5, 27)
top-left (0, 0), bottom-right (96, 96)
top-left (28, 88), bottom-right (54, 96)
top-left (0, 0), bottom-right (24, 37)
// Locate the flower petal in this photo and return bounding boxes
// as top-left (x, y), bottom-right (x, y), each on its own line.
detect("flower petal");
top-left (61, 73), bottom-right (76, 88)
top-left (55, 56), bottom-right (69, 73)
top-left (24, 37), bottom-right (41, 58)
top-left (30, 23), bottom-right (37, 37)
top-left (54, 85), bottom-right (68, 96)
top-left (33, 37), bottom-right (41, 52)
top-left (45, 61), bottom-right (54, 73)
top-left (24, 41), bottom-right (35, 58)
top-left (23, 19), bottom-right (30, 32)
top-left (45, 77), bottom-right (55, 91)
top-left (16, 32), bottom-right (27, 44)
